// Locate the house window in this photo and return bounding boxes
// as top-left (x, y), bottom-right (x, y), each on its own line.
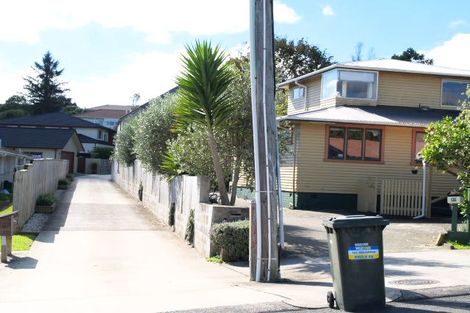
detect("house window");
top-left (442, 80), bottom-right (469, 106)
top-left (413, 130), bottom-right (426, 163)
top-left (98, 130), bottom-right (102, 139)
top-left (24, 152), bottom-right (43, 160)
top-left (321, 69), bottom-right (377, 100)
top-left (327, 126), bottom-right (382, 161)
top-left (293, 87), bottom-right (305, 99)
top-left (104, 133), bottom-right (108, 142)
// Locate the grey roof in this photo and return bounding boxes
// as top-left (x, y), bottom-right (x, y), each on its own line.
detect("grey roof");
top-left (0, 127), bottom-right (78, 149)
top-left (78, 134), bottom-right (113, 146)
top-left (279, 59), bottom-right (470, 87)
top-left (282, 105), bottom-right (459, 127)
top-left (0, 112), bottom-right (114, 131)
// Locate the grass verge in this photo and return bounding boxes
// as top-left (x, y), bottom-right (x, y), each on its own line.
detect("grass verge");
top-left (0, 204), bottom-right (13, 216)
top-left (207, 255), bottom-right (223, 263)
top-left (0, 234), bottom-right (37, 251)
top-left (448, 240), bottom-right (470, 249)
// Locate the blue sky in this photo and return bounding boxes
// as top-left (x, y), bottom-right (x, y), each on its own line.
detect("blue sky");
top-left (1, 0), bottom-right (470, 108)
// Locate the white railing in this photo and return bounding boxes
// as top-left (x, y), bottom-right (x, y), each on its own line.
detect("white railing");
top-left (380, 178), bottom-right (422, 216)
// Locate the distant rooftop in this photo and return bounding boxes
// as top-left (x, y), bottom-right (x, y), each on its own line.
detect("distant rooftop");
top-left (0, 112), bottom-right (114, 130)
top-left (75, 109), bottom-right (128, 119)
top-left (88, 105), bottom-right (135, 112)
top-left (279, 59), bottom-right (470, 86)
top-left (0, 127), bottom-right (79, 149)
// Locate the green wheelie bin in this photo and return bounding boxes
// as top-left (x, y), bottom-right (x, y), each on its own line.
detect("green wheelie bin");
top-left (323, 215), bottom-right (389, 311)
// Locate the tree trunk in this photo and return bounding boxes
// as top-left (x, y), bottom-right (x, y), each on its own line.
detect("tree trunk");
top-left (207, 128), bottom-right (230, 205)
top-left (230, 153), bottom-right (242, 205)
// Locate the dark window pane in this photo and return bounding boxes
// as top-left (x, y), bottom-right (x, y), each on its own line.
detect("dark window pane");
top-left (328, 127), bottom-right (345, 159)
top-left (346, 81), bottom-right (369, 98)
top-left (442, 81), bottom-right (468, 106)
top-left (364, 129), bottom-right (382, 161)
top-left (346, 128), bottom-right (364, 160)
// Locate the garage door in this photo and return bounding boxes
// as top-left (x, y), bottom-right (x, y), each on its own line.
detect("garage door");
top-left (61, 151), bottom-right (75, 173)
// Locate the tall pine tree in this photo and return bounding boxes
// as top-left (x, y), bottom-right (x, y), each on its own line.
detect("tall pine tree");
top-left (24, 51), bottom-right (70, 114)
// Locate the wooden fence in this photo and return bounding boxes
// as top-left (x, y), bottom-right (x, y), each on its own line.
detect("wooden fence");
top-left (13, 159), bottom-right (68, 228)
top-left (380, 178), bottom-right (423, 216)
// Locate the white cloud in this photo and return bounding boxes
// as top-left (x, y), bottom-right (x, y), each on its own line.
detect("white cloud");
top-left (426, 33), bottom-right (470, 70)
top-left (274, 0), bottom-right (301, 23)
top-left (322, 5), bottom-right (335, 16)
top-left (68, 50), bottom-right (183, 107)
top-left (0, 0), bottom-right (300, 44)
top-left (449, 20), bottom-right (467, 28)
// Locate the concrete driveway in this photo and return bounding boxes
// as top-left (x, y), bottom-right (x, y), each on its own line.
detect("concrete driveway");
top-left (282, 208), bottom-right (451, 259)
top-left (0, 175), bottom-right (282, 313)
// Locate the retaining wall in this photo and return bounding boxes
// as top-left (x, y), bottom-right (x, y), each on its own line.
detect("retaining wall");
top-left (111, 160), bottom-right (249, 257)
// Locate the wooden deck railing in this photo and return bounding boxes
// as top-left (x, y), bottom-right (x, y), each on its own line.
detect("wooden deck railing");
top-left (380, 178), bottom-right (422, 216)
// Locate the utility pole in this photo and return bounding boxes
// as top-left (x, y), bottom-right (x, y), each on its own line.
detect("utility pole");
top-left (249, 0), bottom-right (280, 282)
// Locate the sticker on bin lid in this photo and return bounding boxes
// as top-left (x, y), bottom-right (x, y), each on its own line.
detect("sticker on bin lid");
top-left (348, 243), bottom-right (380, 260)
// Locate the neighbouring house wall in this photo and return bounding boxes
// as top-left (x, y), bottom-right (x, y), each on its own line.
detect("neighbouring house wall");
top-left (82, 143), bottom-right (113, 153)
top-left (287, 122), bottom-right (458, 210)
top-left (111, 160), bottom-right (249, 257)
top-left (75, 127), bottom-right (100, 139)
top-left (16, 148), bottom-right (57, 159)
top-left (13, 159), bottom-right (68, 228)
top-left (84, 158), bottom-right (111, 174)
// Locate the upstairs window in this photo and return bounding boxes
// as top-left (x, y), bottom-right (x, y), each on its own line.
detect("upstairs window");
top-left (321, 69), bottom-right (378, 100)
top-left (327, 126), bottom-right (382, 162)
top-left (442, 80), bottom-right (469, 107)
top-left (293, 87), bottom-right (305, 99)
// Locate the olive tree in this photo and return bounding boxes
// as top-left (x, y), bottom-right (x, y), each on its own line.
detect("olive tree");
top-left (133, 93), bottom-right (178, 172)
top-left (113, 118), bottom-right (138, 166)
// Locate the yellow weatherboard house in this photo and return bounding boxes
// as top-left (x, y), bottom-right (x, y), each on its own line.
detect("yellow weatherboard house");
top-left (242, 59), bottom-right (469, 216)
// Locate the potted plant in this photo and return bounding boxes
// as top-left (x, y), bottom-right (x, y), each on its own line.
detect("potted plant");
top-left (35, 193), bottom-right (57, 214)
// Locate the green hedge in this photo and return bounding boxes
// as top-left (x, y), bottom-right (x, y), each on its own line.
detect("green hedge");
top-left (211, 220), bottom-right (249, 262)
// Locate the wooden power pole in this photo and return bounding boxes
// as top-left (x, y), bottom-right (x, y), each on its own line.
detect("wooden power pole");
top-left (249, 0), bottom-right (280, 282)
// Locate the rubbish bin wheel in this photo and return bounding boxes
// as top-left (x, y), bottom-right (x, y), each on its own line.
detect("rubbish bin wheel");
top-left (327, 291), bottom-right (335, 308)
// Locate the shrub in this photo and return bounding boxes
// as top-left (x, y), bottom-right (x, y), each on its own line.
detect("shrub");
top-left (36, 194), bottom-right (56, 206)
top-left (185, 209), bottom-right (195, 245)
top-left (211, 220), bottom-right (249, 262)
top-left (0, 193), bottom-right (12, 202)
top-left (91, 147), bottom-right (113, 159)
top-left (58, 179), bottom-right (69, 189)
top-left (66, 173), bottom-right (74, 182)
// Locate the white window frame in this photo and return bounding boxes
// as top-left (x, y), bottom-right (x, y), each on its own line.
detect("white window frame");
top-left (337, 69), bottom-right (379, 100)
top-left (320, 69), bottom-right (379, 101)
top-left (293, 86), bottom-right (305, 100)
top-left (320, 69), bottom-right (338, 100)
top-left (441, 79), bottom-right (469, 107)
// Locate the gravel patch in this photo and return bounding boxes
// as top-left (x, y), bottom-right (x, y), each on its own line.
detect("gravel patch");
top-left (22, 213), bottom-right (50, 233)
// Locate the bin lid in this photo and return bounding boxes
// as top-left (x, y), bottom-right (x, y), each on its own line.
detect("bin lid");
top-left (322, 215), bottom-right (389, 229)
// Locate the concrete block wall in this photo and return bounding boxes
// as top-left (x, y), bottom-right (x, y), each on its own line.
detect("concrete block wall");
top-left (111, 160), bottom-right (249, 258)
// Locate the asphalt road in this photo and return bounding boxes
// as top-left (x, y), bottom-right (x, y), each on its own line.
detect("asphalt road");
top-left (168, 294), bottom-right (470, 313)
